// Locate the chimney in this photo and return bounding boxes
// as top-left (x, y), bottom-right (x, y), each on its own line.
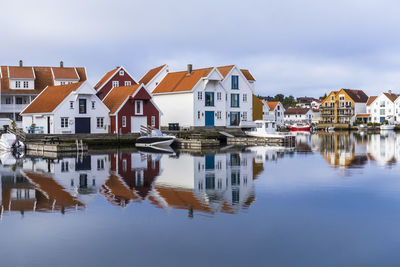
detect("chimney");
top-left (60, 61), bottom-right (64, 68)
top-left (19, 60), bottom-right (23, 67)
top-left (187, 64), bottom-right (193, 75)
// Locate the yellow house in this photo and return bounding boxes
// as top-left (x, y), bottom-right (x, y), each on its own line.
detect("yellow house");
top-left (252, 94), bottom-right (264, 121)
top-left (321, 89), bottom-right (368, 124)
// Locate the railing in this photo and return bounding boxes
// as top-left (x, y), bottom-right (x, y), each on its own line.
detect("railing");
top-left (7, 127), bottom-right (26, 141)
top-left (0, 104), bottom-right (29, 113)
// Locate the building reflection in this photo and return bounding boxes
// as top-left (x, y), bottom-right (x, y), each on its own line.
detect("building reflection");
top-left (366, 132), bottom-right (399, 166)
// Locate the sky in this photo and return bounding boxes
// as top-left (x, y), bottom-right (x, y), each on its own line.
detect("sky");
top-left (1, 0), bottom-right (400, 97)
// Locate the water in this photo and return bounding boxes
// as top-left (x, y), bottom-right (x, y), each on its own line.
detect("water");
top-left (1, 132), bottom-right (400, 266)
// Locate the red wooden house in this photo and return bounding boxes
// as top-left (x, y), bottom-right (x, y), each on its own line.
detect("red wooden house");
top-left (102, 84), bottom-right (162, 134)
top-left (94, 66), bottom-right (137, 100)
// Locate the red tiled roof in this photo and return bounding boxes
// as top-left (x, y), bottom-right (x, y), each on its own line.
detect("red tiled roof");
top-left (240, 69), bottom-right (256, 81)
top-left (356, 113), bottom-right (371, 118)
top-left (383, 93), bottom-right (398, 102)
top-left (267, 101), bottom-right (280, 110)
top-left (139, 65), bottom-right (165, 85)
top-left (152, 67), bottom-right (213, 94)
top-left (8, 66), bottom-right (35, 79)
top-left (284, 107), bottom-right (310, 115)
top-left (94, 67), bottom-right (119, 90)
top-left (52, 67), bottom-right (79, 80)
top-left (216, 65), bottom-right (235, 78)
top-left (367, 96), bottom-right (377, 106)
top-left (21, 82), bottom-right (83, 114)
top-left (103, 85), bottom-right (140, 114)
top-left (342, 89), bottom-right (369, 103)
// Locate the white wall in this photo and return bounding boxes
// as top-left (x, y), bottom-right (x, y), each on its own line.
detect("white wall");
top-left (54, 80), bottom-right (79, 86)
top-left (367, 94), bottom-right (395, 123)
top-left (146, 66), bottom-right (170, 93)
top-left (153, 92), bottom-right (194, 127)
top-left (9, 79), bottom-right (35, 90)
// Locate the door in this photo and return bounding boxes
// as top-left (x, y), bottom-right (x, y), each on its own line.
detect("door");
top-left (47, 116), bottom-right (50, 134)
top-left (230, 112), bottom-right (240, 126)
top-left (131, 116), bottom-right (148, 133)
top-left (75, 118), bottom-right (91, 133)
top-left (205, 111), bottom-right (215, 126)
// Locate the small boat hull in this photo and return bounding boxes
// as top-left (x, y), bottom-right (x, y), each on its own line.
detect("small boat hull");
top-left (380, 125), bottom-right (395, 130)
top-left (135, 136), bottom-right (176, 147)
top-left (289, 126), bottom-right (310, 131)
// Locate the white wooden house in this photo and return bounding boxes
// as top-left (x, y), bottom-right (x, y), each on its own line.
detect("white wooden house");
top-left (366, 92), bottom-right (398, 123)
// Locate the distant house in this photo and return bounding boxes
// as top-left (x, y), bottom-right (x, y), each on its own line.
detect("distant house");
top-left (296, 97), bottom-right (316, 108)
top-left (94, 66), bottom-right (137, 100)
top-left (138, 64), bottom-right (170, 93)
top-left (151, 64), bottom-right (254, 127)
top-left (284, 107), bottom-right (313, 124)
top-left (0, 60), bottom-right (86, 126)
top-left (21, 82), bottom-right (110, 134)
top-left (102, 84), bottom-right (161, 134)
top-left (321, 88), bottom-right (368, 124)
top-left (266, 101), bottom-right (285, 126)
top-left (366, 92), bottom-right (398, 123)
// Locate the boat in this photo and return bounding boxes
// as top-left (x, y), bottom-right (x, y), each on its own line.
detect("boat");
top-left (380, 124), bottom-right (395, 130)
top-left (135, 129), bottom-right (176, 147)
top-left (289, 123), bottom-right (311, 132)
top-left (0, 133), bottom-right (24, 151)
top-left (245, 120), bottom-right (279, 138)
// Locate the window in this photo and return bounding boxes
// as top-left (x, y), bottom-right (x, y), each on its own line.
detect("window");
top-left (97, 117), bottom-right (104, 128)
top-left (217, 92), bottom-right (222, 101)
top-left (216, 111), bottom-right (222, 119)
top-left (243, 94), bottom-right (247, 102)
top-left (92, 101), bottom-right (95, 109)
top-left (60, 81), bottom-right (66, 85)
top-left (5, 97), bottom-right (12, 104)
top-left (79, 99), bottom-right (87, 114)
top-left (15, 81), bottom-right (21, 88)
top-left (122, 116), bottom-right (126, 127)
top-left (61, 117), bottom-right (69, 128)
top-left (198, 92), bottom-right (202, 100)
top-left (198, 111), bottom-right (201, 119)
top-left (61, 161), bottom-right (69, 172)
top-left (151, 116), bottom-right (156, 127)
top-left (231, 75), bottom-right (239, 89)
top-left (70, 101), bottom-right (74, 109)
top-left (23, 81), bottom-right (29, 88)
top-left (112, 81), bottom-right (119, 88)
top-left (205, 92), bottom-right (214, 106)
top-left (331, 95), bottom-right (334, 101)
top-left (119, 70), bottom-right (125, 76)
top-left (231, 94), bottom-right (239, 107)
top-left (243, 112), bottom-right (247, 121)
top-left (380, 109), bottom-right (385, 115)
top-left (124, 81), bottom-right (131, 86)
top-left (97, 159), bottom-right (104, 170)
top-left (135, 100), bottom-right (143, 115)
top-left (339, 95), bottom-right (345, 100)
top-left (16, 97), bottom-right (22, 104)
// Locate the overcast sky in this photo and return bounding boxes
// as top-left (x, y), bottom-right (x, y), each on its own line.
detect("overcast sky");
top-left (1, 0), bottom-right (400, 97)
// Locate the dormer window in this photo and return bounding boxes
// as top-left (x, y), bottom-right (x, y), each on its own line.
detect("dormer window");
top-left (15, 81), bottom-right (21, 88)
top-left (119, 70), bottom-right (124, 76)
top-left (23, 81), bottom-right (29, 88)
top-left (60, 81), bottom-right (66, 85)
top-left (112, 81), bottom-right (119, 88)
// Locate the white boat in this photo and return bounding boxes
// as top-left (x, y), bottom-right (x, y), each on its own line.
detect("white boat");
top-left (380, 124), bottom-right (395, 130)
top-left (0, 133), bottom-right (24, 151)
top-left (135, 129), bottom-right (176, 147)
top-left (245, 120), bottom-right (279, 138)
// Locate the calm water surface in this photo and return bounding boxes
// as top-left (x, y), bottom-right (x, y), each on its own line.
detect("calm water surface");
top-left (1, 132), bottom-right (400, 267)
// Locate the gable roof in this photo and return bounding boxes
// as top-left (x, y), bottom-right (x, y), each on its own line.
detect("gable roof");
top-left (342, 89), bottom-right (369, 103)
top-left (103, 85), bottom-right (141, 114)
top-left (267, 101), bottom-right (280, 110)
top-left (52, 67), bottom-right (79, 80)
top-left (1, 65), bottom-right (86, 95)
top-left (383, 92), bottom-right (398, 102)
top-left (152, 67), bottom-right (213, 94)
top-left (139, 65), bottom-right (166, 85)
top-left (367, 96), bottom-right (377, 106)
top-left (240, 69), bottom-right (256, 81)
top-left (8, 66), bottom-right (35, 79)
top-left (94, 67), bottom-right (119, 90)
top-left (284, 107), bottom-right (310, 115)
top-left (216, 65), bottom-right (235, 78)
top-left (21, 82), bottom-right (83, 114)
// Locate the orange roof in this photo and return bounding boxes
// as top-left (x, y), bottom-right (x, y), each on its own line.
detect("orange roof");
top-left (267, 101), bottom-right (280, 110)
top-left (94, 67), bottom-right (119, 90)
top-left (21, 82), bottom-right (83, 114)
top-left (367, 96), bottom-right (377, 106)
top-left (52, 67), bottom-right (79, 80)
top-left (153, 67), bottom-right (213, 94)
top-left (356, 113), bottom-right (371, 118)
top-left (216, 65), bottom-right (235, 78)
top-left (241, 69), bottom-right (256, 81)
top-left (139, 65), bottom-right (165, 85)
top-left (8, 66), bottom-right (35, 79)
top-left (103, 85), bottom-right (140, 114)
top-left (383, 92), bottom-right (398, 102)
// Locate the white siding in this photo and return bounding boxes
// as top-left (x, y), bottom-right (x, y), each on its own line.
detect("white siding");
top-left (153, 93), bottom-right (194, 127)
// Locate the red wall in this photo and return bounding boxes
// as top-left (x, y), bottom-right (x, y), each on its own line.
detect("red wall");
top-left (111, 87), bottom-right (160, 134)
top-left (97, 67), bottom-right (137, 100)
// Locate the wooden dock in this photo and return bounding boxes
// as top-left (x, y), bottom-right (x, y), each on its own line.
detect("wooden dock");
top-left (175, 138), bottom-right (220, 149)
top-left (25, 141), bottom-right (88, 154)
top-left (227, 135), bottom-right (296, 146)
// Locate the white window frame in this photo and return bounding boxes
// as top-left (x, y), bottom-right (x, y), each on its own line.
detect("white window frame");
top-left (119, 70), bottom-right (125, 76)
top-left (135, 100), bottom-right (143, 115)
top-left (15, 81), bottom-right (21, 88)
top-left (61, 117), bottom-right (69, 128)
top-left (112, 81), bottom-right (119, 88)
top-left (243, 94), bottom-right (247, 102)
top-left (122, 116), bottom-right (126, 127)
top-left (217, 92), bottom-right (222, 101)
top-left (124, 81), bottom-right (131, 86)
top-left (70, 101), bottom-right (74, 109)
top-left (92, 101), bottom-right (95, 109)
top-left (151, 116), bottom-right (156, 127)
top-left (198, 92), bottom-right (202, 100)
top-left (97, 117), bottom-right (104, 128)
top-left (23, 81), bottom-right (29, 88)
